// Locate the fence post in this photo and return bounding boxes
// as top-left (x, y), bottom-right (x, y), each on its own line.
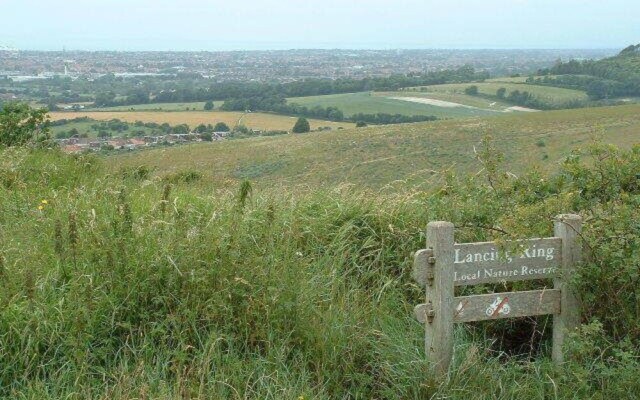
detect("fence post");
top-left (552, 214), bottom-right (582, 363)
top-left (425, 221), bottom-right (455, 378)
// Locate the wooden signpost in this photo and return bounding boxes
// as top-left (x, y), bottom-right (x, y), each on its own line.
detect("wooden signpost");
top-left (412, 214), bottom-right (582, 378)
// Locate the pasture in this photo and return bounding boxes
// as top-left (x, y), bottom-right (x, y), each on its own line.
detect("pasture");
top-left (49, 111), bottom-right (354, 131)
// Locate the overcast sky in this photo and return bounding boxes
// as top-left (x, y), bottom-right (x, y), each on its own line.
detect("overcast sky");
top-left (1, 0), bottom-right (638, 50)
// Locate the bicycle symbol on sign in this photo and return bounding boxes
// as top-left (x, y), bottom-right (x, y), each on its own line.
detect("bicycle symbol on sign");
top-left (485, 296), bottom-right (511, 317)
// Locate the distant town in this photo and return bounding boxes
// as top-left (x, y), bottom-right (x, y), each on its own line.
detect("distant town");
top-left (0, 48), bottom-right (614, 84)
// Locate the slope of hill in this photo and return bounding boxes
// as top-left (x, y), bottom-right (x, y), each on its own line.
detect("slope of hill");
top-left (108, 104), bottom-right (640, 190)
top-left (2, 119), bottom-right (640, 398)
top-left (538, 44), bottom-right (640, 99)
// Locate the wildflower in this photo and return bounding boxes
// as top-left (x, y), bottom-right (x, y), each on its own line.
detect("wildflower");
top-left (41, 199), bottom-right (48, 204)
top-left (38, 205), bottom-right (44, 210)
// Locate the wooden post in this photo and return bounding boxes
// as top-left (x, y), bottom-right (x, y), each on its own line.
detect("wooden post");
top-left (552, 214), bottom-right (582, 363)
top-left (424, 221), bottom-right (455, 378)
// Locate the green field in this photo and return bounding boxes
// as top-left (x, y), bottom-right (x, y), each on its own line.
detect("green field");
top-left (50, 119), bottom-right (100, 138)
top-left (380, 90), bottom-right (516, 110)
top-left (109, 104), bottom-right (640, 190)
top-left (287, 91), bottom-right (505, 118)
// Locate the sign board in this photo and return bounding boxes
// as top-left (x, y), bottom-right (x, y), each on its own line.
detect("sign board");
top-left (413, 237), bottom-right (562, 287)
top-left (411, 215), bottom-right (582, 379)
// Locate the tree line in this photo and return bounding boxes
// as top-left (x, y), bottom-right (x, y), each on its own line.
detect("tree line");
top-left (219, 95), bottom-right (437, 125)
top-left (91, 65), bottom-right (488, 107)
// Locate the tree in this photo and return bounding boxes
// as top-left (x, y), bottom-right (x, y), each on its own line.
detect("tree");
top-left (464, 85), bottom-right (479, 96)
top-left (97, 130), bottom-right (112, 139)
top-left (172, 124), bottom-right (190, 134)
top-left (233, 125), bottom-right (250, 135)
top-left (0, 102), bottom-right (50, 147)
top-left (94, 91), bottom-right (117, 107)
top-left (496, 87), bottom-right (507, 99)
top-left (213, 122), bottom-right (230, 132)
top-left (292, 117), bottom-right (310, 133)
top-left (200, 132), bottom-right (213, 141)
top-left (204, 100), bottom-right (215, 111)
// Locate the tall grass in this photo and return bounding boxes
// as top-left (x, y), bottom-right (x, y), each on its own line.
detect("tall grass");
top-left (0, 146), bottom-right (639, 399)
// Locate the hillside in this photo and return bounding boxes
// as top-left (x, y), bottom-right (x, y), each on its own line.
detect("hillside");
top-left (109, 104), bottom-right (640, 190)
top-left (2, 125), bottom-right (640, 398)
top-left (538, 44), bottom-right (640, 99)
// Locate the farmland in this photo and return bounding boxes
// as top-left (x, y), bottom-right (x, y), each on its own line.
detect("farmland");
top-left (286, 91), bottom-right (505, 118)
top-left (108, 104), bottom-right (640, 190)
top-left (91, 101), bottom-right (225, 112)
top-left (49, 111), bottom-right (354, 131)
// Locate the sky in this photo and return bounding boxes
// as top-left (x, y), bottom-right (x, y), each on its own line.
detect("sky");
top-left (1, 0), bottom-right (638, 51)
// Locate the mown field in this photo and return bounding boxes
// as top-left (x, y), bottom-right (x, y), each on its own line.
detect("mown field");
top-left (108, 104), bottom-right (640, 190)
top-left (411, 82), bottom-right (590, 106)
top-left (286, 91), bottom-right (504, 118)
top-left (380, 90), bottom-right (516, 111)
top-left (50, 111), bottom-right (354, 131)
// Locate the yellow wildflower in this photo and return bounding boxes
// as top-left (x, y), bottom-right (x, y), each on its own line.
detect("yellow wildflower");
top-left (38, 205), bottom-right (44, 210)
top-left (41, 199), bottom-right (48, 204)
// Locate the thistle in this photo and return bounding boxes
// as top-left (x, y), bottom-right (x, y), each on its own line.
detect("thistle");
top-left (237, 180), bottom-right (252, 210)
top-left (68, 212), bottom-right (78, 267)
top-left (25, 268), bottom-right (35, 302)
top-left (0, 252), bottom-right (5, 282)
top-left (54, 219), bottom-right (64, 258)
top-left (161, 183), bottom-right (172, 216)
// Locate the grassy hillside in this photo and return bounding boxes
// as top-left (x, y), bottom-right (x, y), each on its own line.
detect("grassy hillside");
top-left (2, 138), bottom-right (640, 398)
top-left (537, 44), bottom-right (640, 99)
top-left (50, 111), bottom-right (354, 131)
top-left (109, 104), bottom-right (640, 190)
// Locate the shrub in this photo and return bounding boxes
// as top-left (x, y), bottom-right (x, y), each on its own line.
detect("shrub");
top-left (0, 102), bottom-right (51, 147)
top-left (292, 117), bottom-right (310, 133)
top-left (464, 85), bottom-right (479, 95)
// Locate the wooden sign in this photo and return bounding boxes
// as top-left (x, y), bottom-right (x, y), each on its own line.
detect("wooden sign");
top-left (413, 237), bottom-right (562, 287)
top-left (412, 215), bottom-right (582, 379)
